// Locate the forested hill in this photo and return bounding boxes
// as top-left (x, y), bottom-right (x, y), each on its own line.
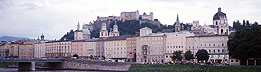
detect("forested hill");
top-left (61, 20), bottom-right (192, 40)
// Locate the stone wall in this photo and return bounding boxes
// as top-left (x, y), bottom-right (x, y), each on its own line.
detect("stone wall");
top-left (36, 59), bottom-right (132, 71)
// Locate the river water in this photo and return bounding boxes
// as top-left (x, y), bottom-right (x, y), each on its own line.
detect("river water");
top-left (0, 68), bottom-right (106, 72)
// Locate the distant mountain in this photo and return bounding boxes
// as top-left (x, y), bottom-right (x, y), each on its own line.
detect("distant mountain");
top-left (0, 36), bottom-right (31, 41)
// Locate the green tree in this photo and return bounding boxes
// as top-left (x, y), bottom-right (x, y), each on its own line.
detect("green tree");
top-left (228, 25), bottom-right (261, 60)
top-left (184, 50), bottom-right (194, 60)
top-left (172, 51), bottom-right (183, 61)
top-left (60, 29), bottom-right (74, 41)
top-left (196, 49), bottom-right (209, 62)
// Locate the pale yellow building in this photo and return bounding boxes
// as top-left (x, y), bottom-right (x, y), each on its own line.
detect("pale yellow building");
top-left (46, 41), bottom-right (72, 58)
top-left (104, 36), bottom-right (133, 59)
top-left (165, 31), bottom-right (194, 62)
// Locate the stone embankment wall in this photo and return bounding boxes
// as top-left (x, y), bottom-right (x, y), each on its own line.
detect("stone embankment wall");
top-left (36, 59), bottom-right (132, 71)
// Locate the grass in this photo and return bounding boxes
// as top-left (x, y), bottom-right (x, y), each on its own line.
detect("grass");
top-left (128, 64), bottom-right (261, 72)
top-left (0, 62), bottom-right (8, 68)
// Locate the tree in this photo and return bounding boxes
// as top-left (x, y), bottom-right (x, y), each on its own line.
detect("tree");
top-left (60, 29), bottom-right (74, 41)
top-left (184, 50), bottom-right (194, 60)
top-left (228, 25), bottom-right (261, 60)
top-left (196, 49), bottom-right (209, 62)
top-left (172, 51), bottom-right (183, 61)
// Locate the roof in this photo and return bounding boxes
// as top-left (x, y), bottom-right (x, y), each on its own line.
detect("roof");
top-left (72, 39), bottom-right (97, 42)
top-left (187, 35), bottom-right (229, 38)
top-left (140, 33), bottom-right (166, 37)
top-left (105, 35), bottom-right (135, 41)
top-left (213, 7), bottom-right (226, 20)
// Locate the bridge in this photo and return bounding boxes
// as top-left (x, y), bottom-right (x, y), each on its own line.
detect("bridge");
top-left (0, 58), bottom-right (64, 71)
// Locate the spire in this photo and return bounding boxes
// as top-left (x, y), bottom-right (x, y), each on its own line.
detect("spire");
top-left (176, 13), bottom-right (179, 22)
top-left (77, 21), bottom-right (80, 30)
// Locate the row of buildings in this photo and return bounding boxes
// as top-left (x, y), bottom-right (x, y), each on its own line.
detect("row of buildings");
top-left (0, 7), bottom-right (235, 64)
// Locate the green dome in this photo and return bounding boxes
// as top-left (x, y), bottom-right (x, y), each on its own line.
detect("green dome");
top-left (102, 23), bottom-right (106, 26)
top-left (82, 29), bottom-right (90, 35)
top-left (113, 24), bottom-right (118, 28)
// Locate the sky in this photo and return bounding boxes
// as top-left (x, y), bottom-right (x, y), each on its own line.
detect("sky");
top-left (0, 0), bottom-right (260, 40)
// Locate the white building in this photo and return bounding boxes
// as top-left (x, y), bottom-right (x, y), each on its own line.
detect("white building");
top-left (84, 39), bottom-right (97, 57)
top-left (186, 35), bottom-right (229, 63)
top-left (34, 41), bottom-right (46, 58)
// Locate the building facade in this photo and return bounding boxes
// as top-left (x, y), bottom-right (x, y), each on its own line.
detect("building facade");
top-left (186, 35), bottom-right (229, 63)
top-left (104, 36), bottom-right (130, 59)
top-left (19, 42), bottom-right (34, 59)
top-left (126, 37), bottom-right (137, 61)
top-left (46, 41), bottom-right (72, 58)
top-left (34, 41), bottom-right (46, 58)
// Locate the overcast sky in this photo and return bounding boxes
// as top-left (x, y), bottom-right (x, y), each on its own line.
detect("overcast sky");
top-left (0, 0), bottom-right (260, 40)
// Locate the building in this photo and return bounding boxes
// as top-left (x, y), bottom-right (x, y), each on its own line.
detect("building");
top-left (8, 41), bottom-right (21, 59)
top-left (120, 10), bottom-right (140, 21)
top-left (0, 41), bottom-right (10, 58)
top-left (109, 21), bottom-right (120, 37)
top-left (191, 21), bottom-right (200, 30)
top-left (74, 22), bottom-right (91, 40)
top-left (174, 14), bottom-right (181, 32)
top-left (126, 37), bottom-right (137, 62)
top-left (136, 33), bottom-right (166, 63)
top-left (186, 35), bottom-right (229, 63)
top-left (140, 12), bottom-right (153, 21)
top-left (165, 31), bottom-right (194, 62)
top-left (140, 27), bottom-right (152, 36)
top-left (83, 39), bottom-right (97, 57)
top-left (213, 7), bottom-right (229, 35)
top-left (34, 41), bottom-right (46, 58)
top-left (104, 36), bottom-right (133, 59)
top-left (19, 41), bottom-right (34, 59)
top-left (46, 41), bottom-right (72, 58)
top-left (100, 23), bottom-right (109, 38)
top-left (97, 16), bottom-right (121, 21)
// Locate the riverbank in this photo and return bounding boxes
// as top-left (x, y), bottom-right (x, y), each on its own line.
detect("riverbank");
top-left (128, 64), bottom-right (261, 72)
top-left (0, 63), bottom-right (8, 68)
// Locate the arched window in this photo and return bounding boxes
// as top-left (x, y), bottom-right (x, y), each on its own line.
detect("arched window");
top-left (216, 21), bottom-right (218, 25)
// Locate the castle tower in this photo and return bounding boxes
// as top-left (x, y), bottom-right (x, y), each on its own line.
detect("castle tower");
top-left (100, 23), bottom-right (108, 38)
top-left (109, 21), bottom-right (120, 37)
top-left (213, 7), bottom-right (229, 35)
top-left (174, 13), bottom-right (181, 32)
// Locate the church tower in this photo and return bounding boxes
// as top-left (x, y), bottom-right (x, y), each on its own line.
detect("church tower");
top-left (74, 21), bottom-right (83, 40)
top-left (174, 13), bottom-right (181, 32)
top-left (100, 23), bottom-right (108, 38)
top-left (109, 21), bottom-right (120, 37)
top-left (213, 7), bottom-right (229, 35)
top-left (40, 34), bottom-right (44, 40)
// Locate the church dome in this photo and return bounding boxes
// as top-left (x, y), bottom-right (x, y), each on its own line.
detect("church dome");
top-left (102, 23), bottom-right (106, 26)
top-left (82, 29), bottom-right (90, 35)
top-left (213, 7), bottom-right (226, 20)
top-left (113, 24), bottom-right (118, 28)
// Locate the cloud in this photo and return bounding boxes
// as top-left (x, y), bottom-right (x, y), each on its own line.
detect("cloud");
top-left (0, 0), bottom-right (260, 40)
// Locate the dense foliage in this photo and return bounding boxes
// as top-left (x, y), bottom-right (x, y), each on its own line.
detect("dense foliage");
top-left (232, 20), bottom-right (258, 30)
top-left (184, 50), bottom-right (194, 60)
top-left (171, 51), bottom-right (183, 61)
top-left (60, 29), bottom-right (74, 41)
top-left (228, 25), bottom-right (261, 59)
top-left (196, 49), bottom-right (209, 62)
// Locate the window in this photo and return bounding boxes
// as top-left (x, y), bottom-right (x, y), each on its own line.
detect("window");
top-left (231, 60), bottom-right (234, 62)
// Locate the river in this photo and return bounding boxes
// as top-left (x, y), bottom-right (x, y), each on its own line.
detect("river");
top-left (0, 68), bottom-right (106, 72)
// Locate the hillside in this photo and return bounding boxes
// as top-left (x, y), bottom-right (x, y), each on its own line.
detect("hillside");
top-left (0, 36), bottom-right (30, 41)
